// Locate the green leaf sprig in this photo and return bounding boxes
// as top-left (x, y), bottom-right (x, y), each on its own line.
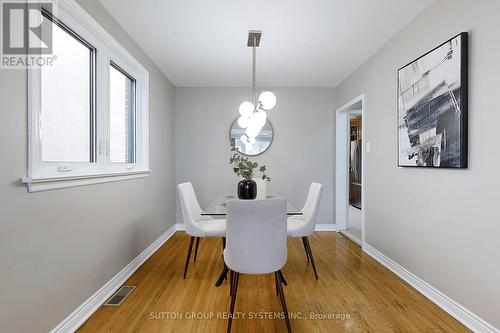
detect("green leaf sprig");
top-left (230, 142), bottom-right (271, 182)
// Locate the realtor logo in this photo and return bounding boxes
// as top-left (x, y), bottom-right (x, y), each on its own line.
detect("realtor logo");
top-left (2, 1), bottom-right (53, 54)
top-left (1, 0), bottom-right (56, 68)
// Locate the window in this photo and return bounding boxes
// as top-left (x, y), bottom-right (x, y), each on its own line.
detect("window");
top-left (109, 63), bottom-right (135, 164)
top-left (25, 3), bottom-right (149, 192)
top-left (40, 16), bottom-right (94, 163)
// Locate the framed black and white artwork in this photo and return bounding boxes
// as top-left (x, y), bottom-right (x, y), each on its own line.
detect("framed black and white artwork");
top-left (398, 32), bottom-right (468, 168)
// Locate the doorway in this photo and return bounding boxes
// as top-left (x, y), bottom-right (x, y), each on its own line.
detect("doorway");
top-left (335, 95), bottom-right (365, 248)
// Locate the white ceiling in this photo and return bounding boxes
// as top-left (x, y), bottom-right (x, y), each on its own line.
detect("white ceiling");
top-left (98, 0), bottom-right (434, 87)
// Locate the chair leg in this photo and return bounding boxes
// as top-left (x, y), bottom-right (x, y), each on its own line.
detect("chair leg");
top-left (279, 270), bottom-right (288, 286)
top-left (215, 264), bottom-right (229, 287)
top-left (193, 237), bottom-right (200, 262)
top-left (222, 237), bottom-right (227, 279)
top-left (276, 271), bottom-right (292, 333)
top-left (183, 236), bottom-right (195, 279)
top-left (301, 237), bottom-right (310, 263)
top-left (275, 271), bottom-right (279, 295)
top-left (227, 272), bottom-right (240, 333)
top-left (304, 237), bottom-right (319, 280)
top-left (229, 270), bottom-right (234, 297)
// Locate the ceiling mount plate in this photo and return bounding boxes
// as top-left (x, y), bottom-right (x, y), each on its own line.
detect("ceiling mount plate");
top-left (247, 30), bottom-right (262, 47)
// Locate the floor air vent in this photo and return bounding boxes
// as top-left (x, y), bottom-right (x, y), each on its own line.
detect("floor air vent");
top-left (103, 286), bottom-right (136, 306)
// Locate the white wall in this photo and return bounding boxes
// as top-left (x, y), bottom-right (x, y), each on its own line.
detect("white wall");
top-left (335, 0), bottom-right (500, 328)
top-left (0, 1), bottom-right (176, 332)
top-left (175, 88), bottom-right (335, 225)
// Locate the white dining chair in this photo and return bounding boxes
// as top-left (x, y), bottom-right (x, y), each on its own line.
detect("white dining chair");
top-left (255, 178), bottom-right (267, 199)
top-left (178, 182), bottom-right (226, 278)
top-left (287, 182), bottom-right (323, 280)
top-left (224, 199), bottom-right (291, 333)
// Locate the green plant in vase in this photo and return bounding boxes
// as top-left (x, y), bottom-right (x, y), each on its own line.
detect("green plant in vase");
top-left (230, 142), bottom-right (270, 199)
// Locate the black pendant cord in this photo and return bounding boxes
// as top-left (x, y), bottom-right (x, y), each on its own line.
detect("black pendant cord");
top-left (252, 35), bottom-right (257, 110)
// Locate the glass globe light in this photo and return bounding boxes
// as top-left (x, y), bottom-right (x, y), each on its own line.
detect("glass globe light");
top-left (248, 136), bottom-right (256, 144)
top-left (254, 110), bottom-right (267, 127)
top-left (258, 91), bottom-right (276, 110)
top-left (237, 115), bottom-right (250, 128)
top-left (246, 113), bottom-right (258, 128)
top-left (246, 125), bottom-right (260, 139)
top-left (239, 101), bottom-right (254, 117)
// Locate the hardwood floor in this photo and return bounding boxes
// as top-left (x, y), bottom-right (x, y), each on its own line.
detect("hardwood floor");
top-left (78, 232), bottom-right (469, 333)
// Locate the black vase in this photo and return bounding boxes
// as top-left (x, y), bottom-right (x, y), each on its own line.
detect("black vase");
top-left (237, 179), bottom-right (257, 200)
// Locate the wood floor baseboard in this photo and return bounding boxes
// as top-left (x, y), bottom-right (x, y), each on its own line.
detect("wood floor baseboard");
top-left (51, 224), bottom-right (497, 333)
top-left (52, 223), bottom-right (335, 333)
top-left (49, 224), bottom-right (178, 333)
top-left (364, 243), bottom-right (499, 333)
top-left (176, 223), bottom-right (337, 232)
top-left (78, 233), bottom-right (473, 332)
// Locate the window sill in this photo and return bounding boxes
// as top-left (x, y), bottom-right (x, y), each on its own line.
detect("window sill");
top-left (20, 170), bottom-right (151, 193)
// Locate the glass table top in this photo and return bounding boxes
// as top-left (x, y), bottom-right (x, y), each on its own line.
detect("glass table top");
top-left (201, 192), bottom-right (302, 216)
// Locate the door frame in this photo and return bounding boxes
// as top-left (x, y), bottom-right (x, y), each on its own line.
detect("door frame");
top-left (335, 94), bottom-right (366, 249)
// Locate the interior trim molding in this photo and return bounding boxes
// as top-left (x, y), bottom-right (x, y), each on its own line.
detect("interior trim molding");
top-left (21, 171), bottom-right (151, 192)
top-left (314, 223), bottom-right (337, 231)
top-left (176, 223), bottom-right (337, 232)
top-left (49, 224), bottom-right (177, 333)
top-left (364, 243), bottom-right (499, 333)
top-left (339, 230), bottom-right (361, 246)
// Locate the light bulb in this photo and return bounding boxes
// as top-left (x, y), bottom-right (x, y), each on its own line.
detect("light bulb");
top-left (246, 114), bottom-right (256, 128)
top-left (254, 110), bottom-right (267, 127)
top-left (237, 115), bottom-right (250, 128)
top-left (246, 126), bottom-right (260, 139)
top-left (239, 101), bottom-right (254, 117)
top-left (258, 91), bottom-right (276, 110)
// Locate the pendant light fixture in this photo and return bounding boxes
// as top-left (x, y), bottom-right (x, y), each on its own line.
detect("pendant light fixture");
top-left (237, 30), bottom-right (276, 146)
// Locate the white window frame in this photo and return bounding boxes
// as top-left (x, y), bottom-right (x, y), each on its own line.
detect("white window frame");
top-left (23, 0), bottom-right (149, 192)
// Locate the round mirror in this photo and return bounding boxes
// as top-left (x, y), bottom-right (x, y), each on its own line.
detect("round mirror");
top-left (229, 117), bottom-right (273, 156)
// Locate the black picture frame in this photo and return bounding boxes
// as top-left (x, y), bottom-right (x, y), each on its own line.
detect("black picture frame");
top-left (397, 32), bottom-right (468, 168)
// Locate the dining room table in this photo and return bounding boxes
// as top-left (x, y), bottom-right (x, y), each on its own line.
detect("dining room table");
top-left (201, 192), bottom-right (303, 216)
top-left (201, 192), bottom-right (302, 287)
